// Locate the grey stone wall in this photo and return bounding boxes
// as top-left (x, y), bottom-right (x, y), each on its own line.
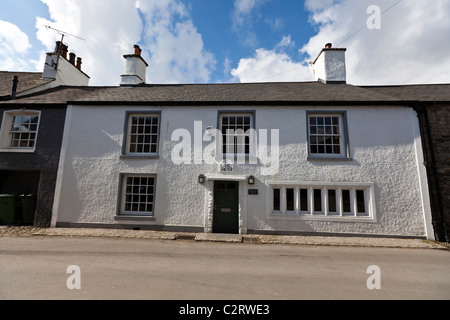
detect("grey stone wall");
top-left (421, 103), bottom-right (450, 242)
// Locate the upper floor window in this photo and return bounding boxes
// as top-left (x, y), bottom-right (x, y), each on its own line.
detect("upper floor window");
top-left (307, 111), bottom-right (350, 160)
top-left (219, 112), bottom-right (254, 157)
top-left (122, 112), bottom-right (160, 158)
top-left (0, 110), bottom-right (41, 152)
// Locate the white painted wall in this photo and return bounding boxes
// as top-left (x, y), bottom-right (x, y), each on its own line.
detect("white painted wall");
top-left (53, 104), bottom-right (432, 238)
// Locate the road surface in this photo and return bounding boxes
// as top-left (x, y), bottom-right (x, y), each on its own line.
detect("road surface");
top-left (0, 236), bottom-right (448, 301)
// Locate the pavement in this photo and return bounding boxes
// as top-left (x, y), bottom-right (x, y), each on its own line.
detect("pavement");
top-left (0, 225), bottom-right (448, 250)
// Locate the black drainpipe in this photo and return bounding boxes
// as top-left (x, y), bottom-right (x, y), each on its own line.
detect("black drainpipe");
top-left (10, 75), bottom-right (18, 100)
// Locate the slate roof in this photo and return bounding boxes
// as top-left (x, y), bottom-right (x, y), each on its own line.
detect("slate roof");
top-left (362, 84), bottom-right (450, 102)
top-left (0, 71), bottom-right (54, 98)
top-left (1, 81), bottom-right (405, 105)
top-left (1, 77), bottom-right (449, 106)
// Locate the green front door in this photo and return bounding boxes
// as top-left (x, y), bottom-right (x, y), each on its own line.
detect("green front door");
top-left (213, 181), bottom-right (239, 234)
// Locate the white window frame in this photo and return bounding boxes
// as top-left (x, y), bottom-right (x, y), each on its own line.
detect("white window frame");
top-left (0, 110), bottom-right (41, 153)
top-left (119, 174), bottom-right (156, 217)
top-left (267, 181), bottom-right (376, 222)
top-left (122, 111), bottom-right (161, 158)
top-left (217, 111), bottom-right (256, 160)
top-left (306, 111), bottom-right (351, 160)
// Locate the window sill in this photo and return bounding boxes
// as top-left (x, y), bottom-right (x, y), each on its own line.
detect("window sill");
top-left (114, 215), bottom-right (155, 222)
top-left (0, 148), bottom-right (35, 153)
top-left (307, 156), bottom-right (352, 161)
top-left (120, 155), bottom-right (159, 160)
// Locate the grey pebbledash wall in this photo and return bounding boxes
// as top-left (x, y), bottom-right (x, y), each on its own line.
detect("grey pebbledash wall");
top-left (0, 106), bottom-right (67, 227)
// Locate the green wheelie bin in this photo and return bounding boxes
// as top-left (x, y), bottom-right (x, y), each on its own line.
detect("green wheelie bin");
top-left (0, 194), bottom-right (18, 225)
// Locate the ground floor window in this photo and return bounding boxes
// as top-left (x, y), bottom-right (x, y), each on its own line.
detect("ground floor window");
top-left (120, 174), bottom-right (156, 216)
top-left (270, 183), bottom-right (374, 219)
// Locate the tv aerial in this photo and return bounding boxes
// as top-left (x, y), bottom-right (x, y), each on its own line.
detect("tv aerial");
top-left (43, 25), bottom-right (86, 43)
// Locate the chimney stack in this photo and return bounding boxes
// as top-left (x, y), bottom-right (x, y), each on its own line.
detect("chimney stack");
top-left (120, 45), bottom-right (148, 86)
top-left (42, 41), bottom-right (89, 85)
top-left (311, 43), bottom-right (347, 84)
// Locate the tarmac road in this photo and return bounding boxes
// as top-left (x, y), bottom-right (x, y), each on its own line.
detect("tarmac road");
top-left (0, 235), bottom-right (449, 301)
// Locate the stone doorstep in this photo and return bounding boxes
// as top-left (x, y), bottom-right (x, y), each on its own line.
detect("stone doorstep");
top-left (194, 233), bottom-right (243, 243)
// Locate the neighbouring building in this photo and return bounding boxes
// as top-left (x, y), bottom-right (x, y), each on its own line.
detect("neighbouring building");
top-left (0, 42), bottom-right (89, 227)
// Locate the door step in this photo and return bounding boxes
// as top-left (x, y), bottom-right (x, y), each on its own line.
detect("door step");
top-left (195, 233), bottom-right (243, 243)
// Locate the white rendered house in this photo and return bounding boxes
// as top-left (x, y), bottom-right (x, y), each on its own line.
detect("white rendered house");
top-left (48, 45), bottom-right (433, 239)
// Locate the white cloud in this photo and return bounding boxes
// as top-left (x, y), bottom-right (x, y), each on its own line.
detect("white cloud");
top-left (276, 36), bottom-right (295, 49)
top-left (232, 0), bottom-right (266, 23)
top-left (231, 0), bottom-right (267, 47)
top-left (301, 0), bottom-right (450, 85)
top-left (0, 20), bottom-right (33, 71)
top-left (231, 37), bottom-right (312, 83)
top-left (137, 0), bottom-right (215, 84)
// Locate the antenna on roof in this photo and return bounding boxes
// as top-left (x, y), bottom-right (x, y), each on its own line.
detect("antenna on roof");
top-left (43, 25), bottom-right (86, 43)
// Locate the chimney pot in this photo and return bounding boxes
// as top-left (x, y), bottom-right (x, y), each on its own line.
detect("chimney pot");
top-left (133, 45), bottom-right (141, 56)
top-left (55, 41), bottom-right (62, 53)
top-left (69, 52), bottom-right (76, 65)
top-left (76, 57), bottom-right (82, 70)
top-left (61, 45), bottom-right (68, 59)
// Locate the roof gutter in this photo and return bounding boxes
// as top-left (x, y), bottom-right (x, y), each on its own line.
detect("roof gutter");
top-left (65, 100), bottom-right (412, 107)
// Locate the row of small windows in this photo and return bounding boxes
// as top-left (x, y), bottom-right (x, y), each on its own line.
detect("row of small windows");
top-left (272, 186), bottom-right (370, 218)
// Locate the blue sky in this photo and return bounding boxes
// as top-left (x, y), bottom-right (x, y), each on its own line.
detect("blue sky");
top-left (1, 0), bottom-right (449, 86)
